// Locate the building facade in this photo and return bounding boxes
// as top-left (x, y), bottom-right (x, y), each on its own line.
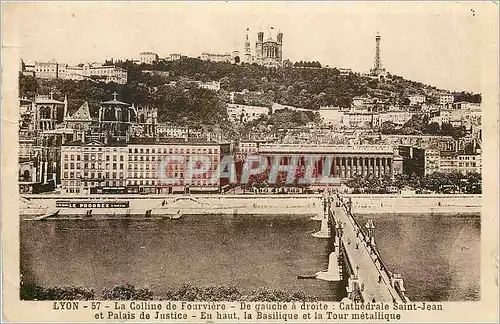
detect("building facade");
top-left (255, 29), bottom-right (283, 68)
top-left (28, 61), bottom-right (128, 84)
top-left (408, 94), bottom-right (426, 106)
top-left (258, 143), bottom-right (403, 181)
top-left (424, 149), bottom-right (481, 175)
top-left (139, 52), bottom-right (159, 64)
top-left (438, 93), bottom-right (454, 105)
top-left (201, 52), bottom-right (232, 63)
top-left (156, 125), bottom-right (189, 140)
top-left (60, 140), bottom-right (231, 194)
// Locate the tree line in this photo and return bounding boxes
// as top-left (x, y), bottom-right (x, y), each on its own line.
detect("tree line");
top-left (21, 282), bottom-right (317, 302)
top-left (381, 114), bottom-right (467, 139)
top-left (346, 172), bottom-right (481, 194)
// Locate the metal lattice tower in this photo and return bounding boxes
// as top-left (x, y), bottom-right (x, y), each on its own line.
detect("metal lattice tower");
top-left (374, 31), bottom-right (382, 71)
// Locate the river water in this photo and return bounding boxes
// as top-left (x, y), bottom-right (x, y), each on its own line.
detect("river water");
top-left (355, 213), bottom-right (480, 301)
top-left (20, 214), bottom-right (344, 301)
top-left (20, 213), bottom-right (480, 301)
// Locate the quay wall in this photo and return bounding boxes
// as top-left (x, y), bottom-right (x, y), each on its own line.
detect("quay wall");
top-left (22, 194), bottom-right (324, 217)
top-left (345, 194), bottom-right (481, 214)
top-left (21, 193), bottom-right (481, 217)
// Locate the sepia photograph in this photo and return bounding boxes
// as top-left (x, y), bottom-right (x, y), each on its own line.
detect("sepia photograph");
top-left (2, 1), bottom-right (499, 322)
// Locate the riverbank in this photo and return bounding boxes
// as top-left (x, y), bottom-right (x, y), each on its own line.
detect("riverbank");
top-left (346, 194), bottom-right (481, 214)
top-left (20, 282), bottom-right (319, 302)
top-left (20, 193), bottom-right (481, 219)
top-left (21, 195), bottom-right (323, 220)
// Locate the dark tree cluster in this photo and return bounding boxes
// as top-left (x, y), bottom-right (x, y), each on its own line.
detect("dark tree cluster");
top-left (381, 114), bottom-right (466, 139)
top-left (346, 172), bottom-right (481, 194)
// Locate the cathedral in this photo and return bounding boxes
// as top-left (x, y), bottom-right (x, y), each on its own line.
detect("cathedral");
top-left (241, 27), bottom-right (283, 68)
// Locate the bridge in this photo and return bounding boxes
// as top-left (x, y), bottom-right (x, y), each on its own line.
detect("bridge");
top-left (313, 194), bottom-right (410, 303)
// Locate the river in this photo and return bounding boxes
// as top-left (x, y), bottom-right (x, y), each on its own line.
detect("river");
top-left (20, 214), bottom-right (344, 301)
top-left (20, 212), bottom-right (480, 301)
top-left (355, 213), bottom-right (480, 301)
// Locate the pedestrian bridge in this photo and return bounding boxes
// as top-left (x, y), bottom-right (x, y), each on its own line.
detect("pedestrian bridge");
top-left (313, 194), bottom-right (410, 303)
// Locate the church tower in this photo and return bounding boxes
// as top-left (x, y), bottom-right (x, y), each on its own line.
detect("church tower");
top-left (244, 28), bottom-right (252, 63)
top-left (277, 31), bottom-right (283, 62)
top-left (256, 32), bottom-right (264, 60)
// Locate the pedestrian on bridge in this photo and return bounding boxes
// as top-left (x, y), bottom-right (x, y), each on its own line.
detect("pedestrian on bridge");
top-left (378, 275), bottom-right (382, 283)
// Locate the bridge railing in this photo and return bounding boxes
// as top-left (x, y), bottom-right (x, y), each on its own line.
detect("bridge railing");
top-left (335, 194), bottom-right (408, 303)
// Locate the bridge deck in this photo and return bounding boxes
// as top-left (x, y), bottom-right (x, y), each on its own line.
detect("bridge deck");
top-left (332, 198), bottom-right (403, 303)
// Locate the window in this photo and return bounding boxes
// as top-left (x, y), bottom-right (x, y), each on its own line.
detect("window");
top-left (120, 163), bottom-right (124, 170)
top-left (70, 163), bottom-right (74, 169)
top-left (113, 163), bottom-right (117, 170)
top-left (64, 163), bottom-right (68, 169)
top-left (70, 155), bottom-right (75, 161)
top-left (64, 154), bottom-right (69, 161)
top-left (106, 155), bottom-right (110, 161)
top-left (120, 155), bottom-right (124, 161)
top-left (76, 155), bottom-right (80, 161)
top-left (113, 155), bottom-right (117, 161)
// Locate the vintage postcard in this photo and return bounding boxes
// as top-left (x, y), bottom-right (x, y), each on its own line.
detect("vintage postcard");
top-left (2, 1), bottom-right (498, 323)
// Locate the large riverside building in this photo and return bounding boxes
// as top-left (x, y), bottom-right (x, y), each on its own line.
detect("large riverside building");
top-left (258, 143), bottom-right (403, 180)
top-left (60, 140), bottom-right (231, 194)
top-left (60, 140), bottom-right (128, 194)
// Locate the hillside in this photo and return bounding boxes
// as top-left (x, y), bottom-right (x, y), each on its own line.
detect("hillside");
top-left (19, 57), bottom-right (481, 128)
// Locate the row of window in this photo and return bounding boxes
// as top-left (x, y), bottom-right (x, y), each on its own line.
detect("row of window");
top-left (128, 147), bottom-right (219, 154)
top-left (126, 172), bottom-right (214, 179)
top-left (64, 153), bottom-right (126, 161)
top-left (63, 162), bottom-right (125, 170)
top-left (63, 171), bottom-right (125, 179)
top-left (62, 179), bottom-right (216, 189)
top-left (63, 149), bottom-right (221, 158)
top-left (62, 180), bottom-right (126, 187)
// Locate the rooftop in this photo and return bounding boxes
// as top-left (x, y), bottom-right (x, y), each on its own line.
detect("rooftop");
top-left (100, 92), bottom-right (130, 106)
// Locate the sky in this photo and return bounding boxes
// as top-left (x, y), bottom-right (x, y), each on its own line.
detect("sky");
top-left (5, 1), bottom-right (496, 93)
